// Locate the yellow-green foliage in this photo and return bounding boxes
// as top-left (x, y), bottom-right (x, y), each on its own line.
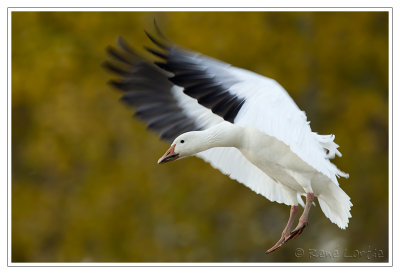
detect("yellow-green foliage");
top-left (12, 11), bottom-right (388, 262)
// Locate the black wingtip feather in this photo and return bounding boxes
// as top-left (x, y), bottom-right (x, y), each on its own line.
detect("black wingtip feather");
top-left (109, 80), bottom-right (128, 91)
top-left (147, 115), bottom-right (184, 132)
top-left (103, 61), bottom-right (132, 77)
top-left (223, 99), bottom-right (246, 123)
top-left (153, 18), bottom-right (168, 40)
top-left (169, 74), bottom-right (214, 88)
top-left (183, 82), bottom-right (221, 95)
top-left (154, 61), bottom-right (171, 72)
top-left (198, 91), bottom-right (231, 108)
top-left (211, 96), bottom-right (239, 117)
top-left (144, 30), bottom-right (168, 50)
top-left (106, 46), bottom-right (135, 66)
top-left (117, 36), bottom-right (138, 57)
top-left (160, 121), bottom-right (199, 142)
top-left (144, 46), bottom-right (168, 60)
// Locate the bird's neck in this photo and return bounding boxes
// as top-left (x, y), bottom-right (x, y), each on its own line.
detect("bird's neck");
top-left (201, 122), bottom-right (244, 150)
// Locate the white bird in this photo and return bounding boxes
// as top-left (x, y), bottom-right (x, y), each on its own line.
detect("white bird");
top-left (105, 25), bottom-right (352, 254)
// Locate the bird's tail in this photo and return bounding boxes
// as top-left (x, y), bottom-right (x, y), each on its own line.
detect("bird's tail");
top-left (316, 134), bottom-right (342, 159)
top-left (317, 182), bottom-right (352, 229)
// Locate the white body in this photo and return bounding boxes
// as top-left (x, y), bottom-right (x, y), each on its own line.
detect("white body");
top-left (176, 116), bottom-right (351, 229)
top-left (240, 126), bottom-right (317, 195)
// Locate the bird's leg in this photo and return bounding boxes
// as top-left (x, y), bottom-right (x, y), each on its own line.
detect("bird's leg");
top-left (287, 192), bottom-right (314, 241)
top-left (265, 205), bottom-right (299, 254)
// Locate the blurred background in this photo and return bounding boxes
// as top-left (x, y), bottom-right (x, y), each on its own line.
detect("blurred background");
top-left (11, 11), bottom-right (388, 262)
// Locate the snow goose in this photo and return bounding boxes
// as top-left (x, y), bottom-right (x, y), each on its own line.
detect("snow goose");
top-left (104, 25), bottom-right (351, 254)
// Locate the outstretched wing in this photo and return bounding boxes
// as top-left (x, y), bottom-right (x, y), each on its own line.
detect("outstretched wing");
top-left (105, 34), bottom-right (299, 206)
top-left (105, 27), bottom-right (346, 206)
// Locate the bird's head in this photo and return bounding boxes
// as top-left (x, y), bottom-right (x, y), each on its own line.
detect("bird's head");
top-left (157, 131), bottom-right (205, 164)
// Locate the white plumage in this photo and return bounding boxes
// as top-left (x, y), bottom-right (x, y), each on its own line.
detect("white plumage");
top-left (105, 26), bottom-right (351, 253)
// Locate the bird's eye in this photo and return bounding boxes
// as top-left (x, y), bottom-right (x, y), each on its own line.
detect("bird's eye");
top-left (180, 140), bottom-right (185, 144)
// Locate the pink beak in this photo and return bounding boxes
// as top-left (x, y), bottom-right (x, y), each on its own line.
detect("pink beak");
top-left (157, 144), bottom-right (179, 164)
